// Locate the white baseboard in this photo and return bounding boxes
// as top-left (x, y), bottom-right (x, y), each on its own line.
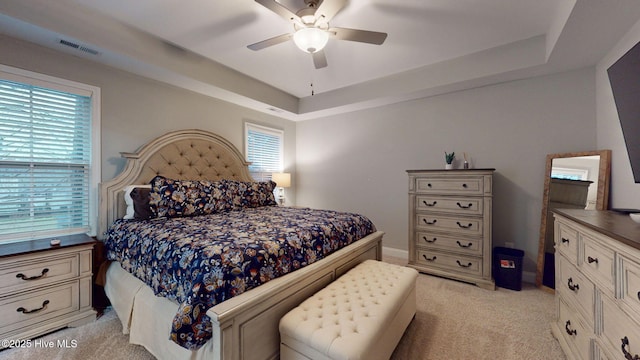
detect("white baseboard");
top-left (382, 246), bottom-right (408, 260)
top-left (383, 247), bottom-right (537, 285)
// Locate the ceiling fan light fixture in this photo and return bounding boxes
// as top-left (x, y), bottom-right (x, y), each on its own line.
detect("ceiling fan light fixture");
top-left (293, 27), bottom-right (329, 53)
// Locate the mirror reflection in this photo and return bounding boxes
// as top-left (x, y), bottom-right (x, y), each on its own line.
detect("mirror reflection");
top-left (536, 150), bottom-right (611, 291)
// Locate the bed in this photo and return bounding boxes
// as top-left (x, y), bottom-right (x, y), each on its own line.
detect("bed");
top-left (97, 129), bottom-right (384, 360)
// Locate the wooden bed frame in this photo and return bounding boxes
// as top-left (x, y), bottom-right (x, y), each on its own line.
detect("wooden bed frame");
top-left (97, 129), bottom-right (383, 360)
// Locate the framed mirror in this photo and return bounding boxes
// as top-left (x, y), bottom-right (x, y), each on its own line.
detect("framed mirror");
top-left (535, 150), bottom-right (611, 292)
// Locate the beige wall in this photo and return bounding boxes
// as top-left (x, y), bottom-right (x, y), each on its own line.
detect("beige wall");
top-left (596, 18), bottom-right (640, 209)
top-left (0, 34), bottom-right (297, 204)
top-left (296, 68), bottom-right (597, 274)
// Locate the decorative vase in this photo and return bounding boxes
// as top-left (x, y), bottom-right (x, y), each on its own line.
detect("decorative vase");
top-left (445, 163), bottom-right (453, 170)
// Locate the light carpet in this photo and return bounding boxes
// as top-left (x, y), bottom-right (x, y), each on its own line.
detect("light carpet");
top-left (0, 257), bottom-right (564, 360)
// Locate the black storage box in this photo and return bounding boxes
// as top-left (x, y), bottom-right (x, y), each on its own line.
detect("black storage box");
top-left (493, 247), bottom-right (525, 291)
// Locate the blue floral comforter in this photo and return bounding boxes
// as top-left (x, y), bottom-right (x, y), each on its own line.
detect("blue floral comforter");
top-left (104, 205), bottom-right (376, 350)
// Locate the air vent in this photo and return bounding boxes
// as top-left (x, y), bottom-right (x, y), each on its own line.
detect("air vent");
top-left (58, 39), bottom-right (100, 56)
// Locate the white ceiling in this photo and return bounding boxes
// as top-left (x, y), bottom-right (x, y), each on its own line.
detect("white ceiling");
top-left (1, 0), bottom-right (640, 120)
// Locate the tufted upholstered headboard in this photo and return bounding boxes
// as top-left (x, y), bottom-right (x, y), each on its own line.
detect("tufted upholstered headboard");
top-left (97, 129), bottom-right (253, 239)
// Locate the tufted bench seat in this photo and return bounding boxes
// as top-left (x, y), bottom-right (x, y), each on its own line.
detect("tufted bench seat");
top-left (279, 260), bottom-right (418, 360)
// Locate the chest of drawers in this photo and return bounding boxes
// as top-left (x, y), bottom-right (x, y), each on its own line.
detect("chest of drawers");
top-left (0, 234), bottom-right (97, 345)
top-left (552, 209), bottom-right (640, 360)
top-left (407, 169), bottom-right (495, 290)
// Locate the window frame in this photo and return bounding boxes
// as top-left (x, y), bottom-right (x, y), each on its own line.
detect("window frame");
top-left (0, 64), bottom-right (101, 242)
top-left (244, 122), bottom-right (284, 181)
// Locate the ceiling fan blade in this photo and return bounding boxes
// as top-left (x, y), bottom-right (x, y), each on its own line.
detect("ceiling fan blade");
top-left (312, 50), bottom-right (328, 69)
top-left (247, 33), bottom-right (292, 51)
top-left (255, 0), bottom-right (301, 23)
top-left (315, 0), bottom-right (348, 23)
top-left (330, 27), bottom-right (387, 45)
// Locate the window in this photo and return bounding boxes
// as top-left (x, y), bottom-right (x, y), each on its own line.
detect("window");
top-left (244, 122), bottom-right (283, 181)
top-left (551, 167), bottom-right (589, 181)
top-left (0, 65), bottom-right (100, 242)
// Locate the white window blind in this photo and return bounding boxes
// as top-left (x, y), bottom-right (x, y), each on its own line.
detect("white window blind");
top-left (0, 67), bottom-right (98, 242)
top-left (245, 123), bottom-right (283, 181)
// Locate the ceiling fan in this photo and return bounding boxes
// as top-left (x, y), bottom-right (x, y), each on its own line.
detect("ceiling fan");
top-left (248, 0), bottom-right (387, 69)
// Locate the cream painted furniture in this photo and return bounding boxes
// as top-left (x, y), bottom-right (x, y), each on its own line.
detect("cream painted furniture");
top-left (279, 260), bottom-right (418, 360)
top-left (0, 234), bottom-right (96, 346)
top-left (407, 169), bottom-right (495, 290)
top-left (552, 209), bottom-right (640, 360)
top-left (99, 129), bottom-right (383, 360)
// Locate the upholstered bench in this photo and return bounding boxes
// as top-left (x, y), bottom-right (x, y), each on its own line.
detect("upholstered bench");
top-left (279, 260), bottom-right (418, 360)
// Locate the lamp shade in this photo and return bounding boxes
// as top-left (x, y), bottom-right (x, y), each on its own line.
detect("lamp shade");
top-left (293, 27), bottom-right (329, 53)
top-left (272, 173), bottom-right (291, 188)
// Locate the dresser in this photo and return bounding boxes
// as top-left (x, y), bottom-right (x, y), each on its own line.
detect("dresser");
top-left (552, 209), bottom-right (640, 360)
top-left (407, 169), bottom-right (495, 290)
top-left (0, 234), bottom-right (97, 346)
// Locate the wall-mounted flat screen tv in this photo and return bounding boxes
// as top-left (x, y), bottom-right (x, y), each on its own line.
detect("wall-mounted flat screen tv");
top-left (608, 41), bottom-right (640, 183)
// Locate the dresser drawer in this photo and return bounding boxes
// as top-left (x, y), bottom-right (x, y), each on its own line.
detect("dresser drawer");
top-left (620, 255), bottom-right (640, 319)
top-left (580, 234), bottom-right (614, 294)
top-left (558, 297), bottom-right (591, 360)
top-left (601, 297), bottom-right (640, 360)
top-left (415, 249), bottom-right (482, 276)
top-left (556, 222), bottom-right (579, 263)
top-left (0, 254), bottom-right (78, 296)
top-left (415, 177), bottom-right (485, 195)
top-left (416, 214), bottom-right (482, 236)
top-left (594, 340), bottom-right (613, 360)
top-left (416, 195), bottom-right (483, 215)
top-left (0, 281), bottom-right (79, 336)
top-left (557, 255), bottom-right (594, 326)
top-left (415, 232), bottom-right (482, 255)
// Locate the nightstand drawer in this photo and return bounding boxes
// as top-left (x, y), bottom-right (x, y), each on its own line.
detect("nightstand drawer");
top-left (415, 231), bottom-right (482, 255)
top-left (416, 249), bottom-right (482, 276)
top-left (0, 281), bottom-right (79, 336)
top-left (416, 196), bottom-right (483, 215)
top-left (416, 214), bottom-right (482, 236)
top-left (415, 177), bottom-right (484, 195)
top-left (0, 254), bottom-right (78, 296)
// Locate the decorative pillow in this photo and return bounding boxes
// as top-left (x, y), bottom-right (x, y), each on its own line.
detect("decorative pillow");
top-left (222, 179), bottom-right (277, 210)
top-left (123, 185), bottom-right (152, 220)
top-left (149, 176), bottom-right (229, 218)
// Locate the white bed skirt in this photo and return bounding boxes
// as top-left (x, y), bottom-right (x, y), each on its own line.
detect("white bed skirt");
top-left (105, 262), bottom-right (218, 360)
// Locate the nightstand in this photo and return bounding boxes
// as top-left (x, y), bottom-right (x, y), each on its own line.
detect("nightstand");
top-left (0, 234), bottom-right (97, 345)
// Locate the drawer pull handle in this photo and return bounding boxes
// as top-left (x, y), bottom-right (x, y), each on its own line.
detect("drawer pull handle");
top-left (423, 200), bottom-right (437, 207)
top-left (16, 268), bottom-right (49, 281)
top-left (456, 260), bottom-right (472, 268)
top-left (561, 238), bottom-right (570, 244)
top-left (637, 291), bottom-right (640, 301)
top-left (423, 219), bottom-right (437, 225)
top-left (567, 277), bottom-right (580, 292)
top-left (427, 183), bottom-right (432, 188)
top-left (456, 221), bottom-right (473, 229)
top-left (621, 336), bottom-right (640, 360)
top-left (462, 183), bottom-right (468, 188)
top-left (565, 321), bottom-right (577, 336)
top-left (423, 236), bottom-right (437, 243)
top-left (456, 241), bottom-right (473, 248)
top-left (423, 255), bottom-right (437, 262)
top-left (17, 300), bottom-right (50, 315)
top-left (456, 202), bottom-right (473, 209)
top-left (587, 256), bottom-right (599, 264)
